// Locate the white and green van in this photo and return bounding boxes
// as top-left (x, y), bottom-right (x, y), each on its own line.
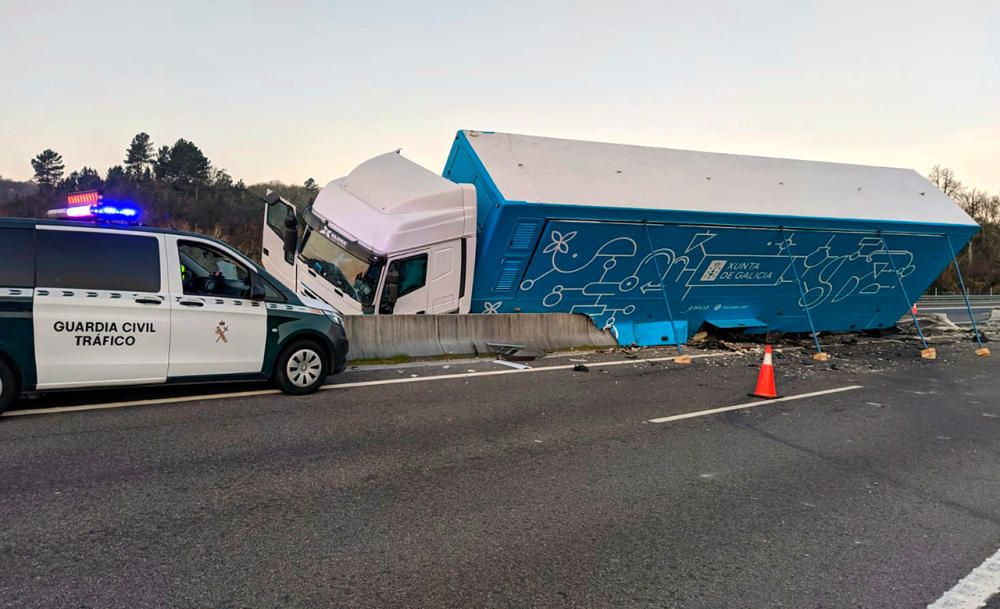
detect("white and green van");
top-left (0, 217), bottom-right (349, 412)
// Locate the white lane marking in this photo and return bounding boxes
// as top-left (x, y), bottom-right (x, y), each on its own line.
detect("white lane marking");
top-left (3, 352), bottom-right (731, 417)
top-left (648, 385), bottom-right (864, 424)
top-left (2, 388), bottom-right (281, 417)
top-left (928, 547), bottom-right (1000, 609)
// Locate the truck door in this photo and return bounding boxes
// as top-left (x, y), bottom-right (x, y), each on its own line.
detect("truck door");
top-left (166, 237), bottom-right (267, 377)
top-left (379, 253), bottom-right (429, 314)
top-left (262, 194), bottom-right (297, 291)
top-left (32, 226), bottom-right (171, 389)
top-left (426, 240), bottom-right (463, 313)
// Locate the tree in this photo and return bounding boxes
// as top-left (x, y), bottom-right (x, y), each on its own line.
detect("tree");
top-left (304, 178), bottom-right (318, 192)
top-left (60, 171), bottom-right (78, 191)
top-left (927, 166), bottom-right (1000, 293)
top-left (154, 146), bottom-right (171, 180)
top-left (955, 188), bottom-right (999, 266)
top-left (31, 149), bottom-right (65, 189)
top-left (212, 167), bottom-right (233, 188)
top-left (60, 166), bottom-right (104, 192)
top-left (77, 166), bottom-right (104, 191)
top-left (162, 139), bottom-right (211, 185)
top-left (104, 165), bottom-right (127, 191)
top-left (124, 132), bottom-right (154, 177)
top-left (928, 165), bottom-right (963, 199)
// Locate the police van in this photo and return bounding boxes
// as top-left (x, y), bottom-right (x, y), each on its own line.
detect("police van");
top-left (0, 217), bottom-right (349, 412)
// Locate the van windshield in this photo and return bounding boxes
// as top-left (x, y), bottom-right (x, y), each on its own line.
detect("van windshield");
top-left (299, 227), bottom-right (384, 306)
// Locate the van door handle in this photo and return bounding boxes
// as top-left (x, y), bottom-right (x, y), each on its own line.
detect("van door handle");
top-left (308, 269), bottom-right (318, 278)
top-left (135, 296), bottom-right (163, 305)
top-left (178, 298), bottom-right (205, 307)
top-left (262, 247), bottom-right (270, 256)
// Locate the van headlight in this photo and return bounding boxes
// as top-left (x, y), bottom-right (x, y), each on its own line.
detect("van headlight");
top-left (323, 309), bottom-right (344, 327)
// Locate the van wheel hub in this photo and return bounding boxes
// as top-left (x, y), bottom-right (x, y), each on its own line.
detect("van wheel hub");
top-left (286, 349), bottom-right (322, 388)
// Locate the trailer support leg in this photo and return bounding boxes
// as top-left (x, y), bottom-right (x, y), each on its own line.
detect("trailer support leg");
top-left (779, 228), bottom-right (825, 360)
top-left (880, 232), bottom-right (933, 359)
top-left (945, 234), bottom-right (990, 356)
top-left (642, 223), bottom-right (686, 359)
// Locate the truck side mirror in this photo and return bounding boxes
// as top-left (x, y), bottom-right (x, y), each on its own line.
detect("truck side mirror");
top-left (380, 265), bottom-right (400, 314)
top-left (281, 215), bottom-right (297, 261)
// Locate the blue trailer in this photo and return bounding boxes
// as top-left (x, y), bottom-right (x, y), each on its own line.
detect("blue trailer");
top-left (442, 131), bottom-right (977, 345)
top-left (263, 131), bottom-right (978, 347)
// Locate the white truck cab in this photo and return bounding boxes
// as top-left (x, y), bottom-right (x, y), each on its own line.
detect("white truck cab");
top-left (263, 152), bottom-right (476, 316)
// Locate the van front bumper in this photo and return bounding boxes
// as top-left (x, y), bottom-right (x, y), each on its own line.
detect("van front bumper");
top-left (327, 323), bottom-right (349, 374)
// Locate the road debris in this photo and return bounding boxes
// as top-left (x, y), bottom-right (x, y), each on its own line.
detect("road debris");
top-left (494, 360), bottom-right (531, 370)
top-left (590, 320), bottom-right (984, 381)
top-left (488, 342), bottom-right (545, 361)
top-left (897, 313), bottom-right (963, 334)
top-left (981, 308), bottom-right (1000, 335)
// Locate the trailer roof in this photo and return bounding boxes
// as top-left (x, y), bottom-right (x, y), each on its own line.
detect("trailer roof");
top-left (460, 131), bottom-right (976, 227)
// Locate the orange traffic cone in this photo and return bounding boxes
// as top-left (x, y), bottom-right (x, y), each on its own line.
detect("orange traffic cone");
top-left (749, 345), bottom-right (781, 399)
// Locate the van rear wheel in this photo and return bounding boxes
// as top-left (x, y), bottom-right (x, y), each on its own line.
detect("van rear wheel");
top-left (273, 340), bottom-right (328, 395)
top-left (0, 359), bottom-right (17, 414)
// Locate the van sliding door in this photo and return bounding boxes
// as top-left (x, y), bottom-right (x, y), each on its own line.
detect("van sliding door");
top-left (32, 227), bottom-right (171, 389)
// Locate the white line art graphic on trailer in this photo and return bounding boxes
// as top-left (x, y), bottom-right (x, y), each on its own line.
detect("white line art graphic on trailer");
top-left (517, 227), bottom-right (917, 330)
top-left (482, 301), bottom-right (503, 314)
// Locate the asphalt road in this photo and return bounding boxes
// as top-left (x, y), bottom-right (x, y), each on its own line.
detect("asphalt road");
top-left (2, 341), bottom-right (999, 609)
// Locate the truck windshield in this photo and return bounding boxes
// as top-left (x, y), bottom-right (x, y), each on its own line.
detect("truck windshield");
top-left (299, 228), bottom-right (384, 306)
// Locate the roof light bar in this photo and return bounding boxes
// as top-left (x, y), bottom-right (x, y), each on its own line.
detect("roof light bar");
top-left (47, 200), bottom-right (142, 223)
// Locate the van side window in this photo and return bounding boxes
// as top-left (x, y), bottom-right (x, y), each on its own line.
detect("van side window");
top-left (36, 230), bottom-right (160, 292)
top-left (396, 254), bottom-right (428, 297)
top-left (178, 241), bottom-right (252, 299)
top-left (260, 275), bottom-right (287, 303)
top-left (0, 228), bottom-right (35, 287)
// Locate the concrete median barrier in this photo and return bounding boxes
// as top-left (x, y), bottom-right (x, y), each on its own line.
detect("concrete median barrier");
top-left (342, 313), bottom-right (617, 361)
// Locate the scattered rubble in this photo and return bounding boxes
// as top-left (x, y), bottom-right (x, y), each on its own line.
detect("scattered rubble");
top-left (981, 309), bottom-right (1000, 335)
top-left (487, 342), bottom-right (545, 361)
top-left (897, 312), bottom-right (963, 334)
top-left (598, 318), bottom-right (989, 379)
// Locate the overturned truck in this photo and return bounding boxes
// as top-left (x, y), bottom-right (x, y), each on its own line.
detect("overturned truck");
top-left (264, 131), bottom-right (978, 346)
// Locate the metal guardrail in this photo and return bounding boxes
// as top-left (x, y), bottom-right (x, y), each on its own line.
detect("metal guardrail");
top-left (918, 295), bottom-right (1000, 307)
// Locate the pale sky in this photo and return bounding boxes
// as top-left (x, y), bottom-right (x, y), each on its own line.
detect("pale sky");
top-left (1, 0), bottom-right (998, 192)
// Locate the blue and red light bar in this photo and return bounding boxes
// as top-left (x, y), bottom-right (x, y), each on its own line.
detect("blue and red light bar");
top-left (48, 192), bottom-right (141, 223)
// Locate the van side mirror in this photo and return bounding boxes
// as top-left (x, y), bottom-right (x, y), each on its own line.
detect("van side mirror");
top-left (282, 215), bottom-right (298, 260)
top-left (380, 265), bottom-right (400, 314)
top-left (250, 275), bottom-right (267, 301)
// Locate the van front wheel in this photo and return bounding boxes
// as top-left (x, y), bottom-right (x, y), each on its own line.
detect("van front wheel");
top-left (0, 359), bottom-right (18, 414)
top-left (273, 340), bottom-right (328, 395)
